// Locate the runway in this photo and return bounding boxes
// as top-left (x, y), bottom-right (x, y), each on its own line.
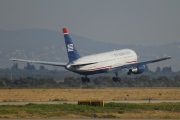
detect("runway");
top-left (0, 100), bottom-right (180, 105)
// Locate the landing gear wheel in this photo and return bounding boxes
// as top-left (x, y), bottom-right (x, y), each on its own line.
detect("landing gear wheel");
top-left (127, 72), bottom-right (131, 75)
top-left (81, 77), bottom-right (86, 82)
top-left (81, 77), bottom-right (90, 83)
top-left (117, 77), bottom-right (121, 82)
top-left (86, 78), bottom-right (90, 83)
top-left (112, 77), bottom-right (121, 82)
top-left (112, 77), bottom-right (116, 82)
top-left (127, 69), bottom-right (132, 75)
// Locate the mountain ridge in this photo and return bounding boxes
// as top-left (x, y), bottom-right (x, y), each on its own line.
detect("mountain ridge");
top-left (0, 29), bottom-right (179, 71)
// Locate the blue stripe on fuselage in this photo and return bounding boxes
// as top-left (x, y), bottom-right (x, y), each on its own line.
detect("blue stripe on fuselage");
top-left (72, 69), bottom-right (109, 75)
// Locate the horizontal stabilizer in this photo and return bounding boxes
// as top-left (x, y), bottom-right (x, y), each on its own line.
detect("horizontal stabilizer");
top-left (9, 59), bottom-right (67, 67)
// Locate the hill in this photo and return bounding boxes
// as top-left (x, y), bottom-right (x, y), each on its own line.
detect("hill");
top-left (0, 29), bottom-right (179, 71)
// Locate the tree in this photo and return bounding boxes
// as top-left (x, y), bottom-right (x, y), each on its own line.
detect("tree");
top-left (11, 63), bottom-right (18, 69)
top-left (174, 76), bottom-right (180, 87)
top-left (144, 65), bottom-right (149, 71)
top-left (39, 65), bottom-right (45, 70)
top-left (0, 78), bottom-right (12, 87)
top-left (162, 66), bottom-right (172, 73)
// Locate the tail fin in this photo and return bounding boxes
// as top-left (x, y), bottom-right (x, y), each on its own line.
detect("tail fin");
top-left (62, 28), bottom-right (81, 63)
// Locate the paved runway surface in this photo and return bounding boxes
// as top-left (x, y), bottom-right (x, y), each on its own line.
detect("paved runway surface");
top-left (0, 100), bottom-right (180, 105)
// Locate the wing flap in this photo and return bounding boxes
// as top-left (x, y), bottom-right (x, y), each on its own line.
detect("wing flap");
top-left (9, 59), bottom-right (67, 67)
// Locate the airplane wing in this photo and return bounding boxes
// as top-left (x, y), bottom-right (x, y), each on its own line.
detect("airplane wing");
top-left (9, 58), bottom-right (67, 67)
top-left (121, 56), bottom-right (171, 68)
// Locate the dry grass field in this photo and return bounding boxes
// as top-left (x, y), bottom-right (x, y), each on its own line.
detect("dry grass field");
top-left (0, 88), bottom-right (180, 102)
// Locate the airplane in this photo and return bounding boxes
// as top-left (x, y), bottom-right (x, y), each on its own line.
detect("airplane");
top-left (10, 28), bottom-right (171, 82)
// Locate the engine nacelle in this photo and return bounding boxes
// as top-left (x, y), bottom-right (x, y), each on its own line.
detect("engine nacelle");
top-left (128, 65), bottom-right (144, 75)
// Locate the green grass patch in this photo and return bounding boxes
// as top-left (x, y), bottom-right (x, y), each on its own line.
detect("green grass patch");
top-left (101, 114), bottom-right (117, 118)
top-left (3, 100), bottom-right (17, 102)
top-left (51, 98), bottom-right (67, 101)
top-left (0, 102), bottom-right (180, 118)
top-left (105, 102), bottom-right (180, 112)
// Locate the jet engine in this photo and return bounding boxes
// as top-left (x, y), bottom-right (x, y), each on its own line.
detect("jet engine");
top-left (127, 65), bottom-right (144, 75)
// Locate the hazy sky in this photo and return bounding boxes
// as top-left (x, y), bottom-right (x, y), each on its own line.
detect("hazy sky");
top-left (0, 0), bottom-right (180, 45)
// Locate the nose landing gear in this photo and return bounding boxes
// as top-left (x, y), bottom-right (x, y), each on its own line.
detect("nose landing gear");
top-left (112, 76), bottom-right (121, 82)
top-left (112, 71), bottom-right (121, 82)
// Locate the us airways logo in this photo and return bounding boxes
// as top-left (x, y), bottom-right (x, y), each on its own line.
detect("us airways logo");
top-left (67, 44), bottom-right (73, 52)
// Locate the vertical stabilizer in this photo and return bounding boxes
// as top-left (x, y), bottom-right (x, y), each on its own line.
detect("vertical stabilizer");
top-left (62, 28), bottom-right (81, 62)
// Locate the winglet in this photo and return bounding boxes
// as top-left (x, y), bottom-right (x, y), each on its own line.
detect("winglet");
top-left (62, 28), bottom-right (68, 34)
top-left (167, 56), bottom-right (171, 59)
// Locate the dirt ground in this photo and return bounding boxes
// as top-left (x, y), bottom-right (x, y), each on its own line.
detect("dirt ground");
top-left (0, 88), bottom-right (180, 102)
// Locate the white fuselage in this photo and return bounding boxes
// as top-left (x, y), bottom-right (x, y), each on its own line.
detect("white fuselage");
top-left (66, 49), bottom-right (137, 75)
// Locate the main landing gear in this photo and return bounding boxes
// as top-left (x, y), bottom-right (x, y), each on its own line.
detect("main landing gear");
top-left (112, 71), bottom-right (121, 82)
top-left (127, 69), bottom-right (132, 75)
top-left (81, 76), bottom-right (90, 83)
